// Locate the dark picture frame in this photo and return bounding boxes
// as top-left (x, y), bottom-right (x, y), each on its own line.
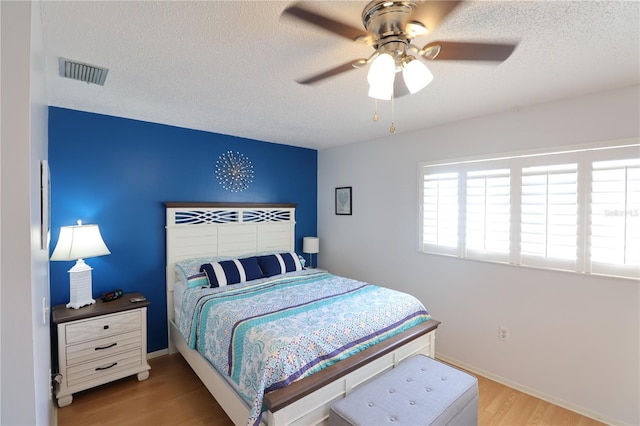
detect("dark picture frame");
top-left (335, 187), bottom-right (352, 215)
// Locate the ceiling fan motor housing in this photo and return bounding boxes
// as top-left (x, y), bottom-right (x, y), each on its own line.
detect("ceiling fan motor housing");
top-left (362, 0), bottom-right (420, 58)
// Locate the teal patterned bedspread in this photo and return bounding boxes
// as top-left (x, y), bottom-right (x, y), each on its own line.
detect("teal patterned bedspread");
top-left (178, 269), bottom-right (431, 426)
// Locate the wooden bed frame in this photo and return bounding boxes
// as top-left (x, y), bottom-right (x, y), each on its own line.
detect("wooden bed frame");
top-left (165, 202), bottom-right (440, 425)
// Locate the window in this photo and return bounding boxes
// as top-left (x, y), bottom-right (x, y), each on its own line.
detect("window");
top-left (419, 141), bottom-right (639, 279)
top-left (590, 158), bottom-right (640, 277)
top-left (422, 172), bottom-right (458, 253)
top-left (520, 164), bottom-right (578, 269)
top-left (465, 169), bottom-right (510, 262)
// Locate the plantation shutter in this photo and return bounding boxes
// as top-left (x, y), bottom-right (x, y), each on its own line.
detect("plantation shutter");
top-left (590, 158), bottom-right (640, 278)
top-left (465, 169), bottom-right (511, 262)
top-left (419, 141), bottom-right (638, 279)
top-left (520, 163), bottom-right (578, 270)
top-left (422, 172), bottom-right (459, 254)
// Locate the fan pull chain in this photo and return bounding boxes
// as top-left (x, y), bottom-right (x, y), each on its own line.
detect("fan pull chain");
top-left (389, 93), bottom-right (396, 133)
top-left (373, 98), bottom-right (379, 122)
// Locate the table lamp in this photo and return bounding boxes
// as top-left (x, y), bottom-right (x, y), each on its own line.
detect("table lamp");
top-left (50, 220), bottom-right (111, 309)
top-left (303, 236), bottom-right (319, 269)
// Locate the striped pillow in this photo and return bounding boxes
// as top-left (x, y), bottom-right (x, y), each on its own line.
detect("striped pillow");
top-left (200, 256), bottom-right (263, 288)
top-left (257, 252), bottom-right (303, 277)
top-left (186, 272), bottom-right (209, 288)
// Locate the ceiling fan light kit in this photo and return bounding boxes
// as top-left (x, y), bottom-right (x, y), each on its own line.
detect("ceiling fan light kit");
top-left (367, 53), bottom-right (394, 86)
top-left (402, 56), bottom-right (433, 94)
top-left (283, 0), bottom-right (517, 133)
top-left (368, 80), bottom-right (393, 101)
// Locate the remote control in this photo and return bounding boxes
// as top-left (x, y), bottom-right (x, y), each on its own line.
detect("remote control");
top-left (130, 296), bottom-right (146, 303)
top-left (101, 289), bottom-right (123, 302)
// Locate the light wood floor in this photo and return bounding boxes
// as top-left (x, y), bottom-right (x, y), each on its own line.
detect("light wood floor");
top-left (58, 354), bottom-right (605, 426)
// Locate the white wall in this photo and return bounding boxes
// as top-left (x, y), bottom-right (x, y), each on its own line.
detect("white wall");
top-left (318, 85), bottom-right (639, 425)
top-left (1, 1), bottom-right (51, 424)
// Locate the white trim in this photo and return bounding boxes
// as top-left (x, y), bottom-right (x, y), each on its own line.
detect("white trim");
top-left (418, 137), bottom-right (639, 169)
top-left (435, 353), bottom-right (622, 426)
top-left (146, 349), bottom-right (169, 360)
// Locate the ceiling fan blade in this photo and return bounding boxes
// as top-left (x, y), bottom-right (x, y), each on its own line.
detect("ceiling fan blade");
top-left (422, 41), bottom-right (517, 62)
top-left (410, 1), bottom-right (463, 34)
top-left (282, 3), bottom-right (369, 42)
top-left (296, 60), bottom-right (363, 85)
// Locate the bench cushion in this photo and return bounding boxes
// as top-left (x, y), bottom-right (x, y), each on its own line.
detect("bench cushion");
top-left (329, 354), bottom-right (478, 426)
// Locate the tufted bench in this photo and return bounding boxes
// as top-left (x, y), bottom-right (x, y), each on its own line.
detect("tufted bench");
top-left (329, 354), bottom-right (478, 426)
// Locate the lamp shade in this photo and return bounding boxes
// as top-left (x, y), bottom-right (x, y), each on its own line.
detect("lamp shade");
top-left (50, 221), bottom-right (110, 309)
top-left (303, 237), bottom-right (319, 254)
top-left (367, 53), bottom-right (396, 87)
top-left (368, 80), bottom-right (394, 100)
top-left (50, 221), bottom-right (111, 261)
top-left (402, 57), bottom-right (433, 94)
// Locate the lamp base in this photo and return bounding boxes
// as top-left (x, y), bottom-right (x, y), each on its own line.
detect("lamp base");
top-left (66, 259), bottom-right (96, 309)
top-left (66, 299), bottom-right (96, 309)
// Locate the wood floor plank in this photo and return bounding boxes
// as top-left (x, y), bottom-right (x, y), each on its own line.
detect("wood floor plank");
top-left (57, 354), bottom-right (606, 426)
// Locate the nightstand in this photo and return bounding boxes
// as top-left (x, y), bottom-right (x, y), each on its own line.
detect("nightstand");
top-left (52, 292), bottom-right (151, 407)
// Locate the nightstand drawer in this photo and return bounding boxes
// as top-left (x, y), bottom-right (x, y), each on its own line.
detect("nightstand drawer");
top-left (66, 310), bottom-right (140, 344)
top-left (66, 329), bottom-right (142, 366)
top-left (67, 348), bottom-right (143, 388)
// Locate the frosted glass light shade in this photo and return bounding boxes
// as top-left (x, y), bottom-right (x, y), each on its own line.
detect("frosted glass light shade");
top-left (51, 221), bottom-right (111, 261)
top-left (402, 58), bottom-right (433, 94)
top-left (368, 81), bottom-right (394, 100)
top-left (367, 53), bottom-right (396, 87)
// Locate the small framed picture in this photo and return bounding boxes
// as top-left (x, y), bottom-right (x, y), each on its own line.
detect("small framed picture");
top-left (335, 187), bottom-right (352, 215)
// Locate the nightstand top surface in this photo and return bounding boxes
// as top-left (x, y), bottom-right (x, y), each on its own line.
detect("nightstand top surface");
top-left (52, 292), bottom-right (149, 324)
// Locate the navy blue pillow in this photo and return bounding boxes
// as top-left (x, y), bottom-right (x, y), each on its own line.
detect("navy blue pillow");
top-left (282, 253), bottom-right (300, 272)
top-left (257, 255), bottom-right (281, 278)
top-left (239, 256), bottom-right (263, 281)
top-left (200, 257), bottom-right (264, 288)
top-left (257, 252), bottom-right (302, 277)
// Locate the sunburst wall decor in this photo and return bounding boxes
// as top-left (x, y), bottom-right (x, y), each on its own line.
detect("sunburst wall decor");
top-left (215, 151), bottom-right (254, 192)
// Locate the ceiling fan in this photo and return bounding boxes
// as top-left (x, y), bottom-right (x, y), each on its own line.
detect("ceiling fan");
top-left (282, 1), bottom-right (518, 100)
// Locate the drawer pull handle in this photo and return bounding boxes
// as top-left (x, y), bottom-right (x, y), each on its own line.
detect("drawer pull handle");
top-left (103, 325), bottom-right (109, 330)
top-left (95, 362), bottom-right (117, 371)
top-left (95, 342), bottom-right (117, 351)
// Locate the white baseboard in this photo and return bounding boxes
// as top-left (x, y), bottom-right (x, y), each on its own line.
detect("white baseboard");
top-left (50, 398), bottom-right (58, 426)
top-left (435, 353), bottom-right (620, 426)
top-left (147, 349), bottom-right (169, 359)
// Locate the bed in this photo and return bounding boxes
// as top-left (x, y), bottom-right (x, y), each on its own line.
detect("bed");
top-left (165, 202), bottom-right (440, 426)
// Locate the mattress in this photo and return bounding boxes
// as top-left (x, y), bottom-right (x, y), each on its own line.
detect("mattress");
top-left (178, 269), bottom-right (431, 426)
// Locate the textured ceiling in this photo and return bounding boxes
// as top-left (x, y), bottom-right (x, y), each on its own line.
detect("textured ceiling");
top-left (41, 1), bottom-right (639, 150)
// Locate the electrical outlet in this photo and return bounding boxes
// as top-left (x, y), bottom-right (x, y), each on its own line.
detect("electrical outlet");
top-left (499, 326), bottom-right (510, 342)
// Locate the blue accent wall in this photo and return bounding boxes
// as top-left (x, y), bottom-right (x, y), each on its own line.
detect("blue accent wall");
top-left (48, 107), bottom-right (317, 353)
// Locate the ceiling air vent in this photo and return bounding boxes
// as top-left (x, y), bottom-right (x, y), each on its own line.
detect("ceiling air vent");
top-left (59, 58), bottom-right (109, 86)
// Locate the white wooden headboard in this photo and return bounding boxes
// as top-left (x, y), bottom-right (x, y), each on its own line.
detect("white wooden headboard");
top-left (165, 203), bottom-right (296, 335)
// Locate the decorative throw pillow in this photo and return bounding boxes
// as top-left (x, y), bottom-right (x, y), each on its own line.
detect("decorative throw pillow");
top-left (239, 256), bottom-right (263, 281)
top-left (257, 252), bottom-right (303, 277)
top-left (200, 256), bottom-right (264, 288)
top-left (186, 272), bottom-right (209, 288)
